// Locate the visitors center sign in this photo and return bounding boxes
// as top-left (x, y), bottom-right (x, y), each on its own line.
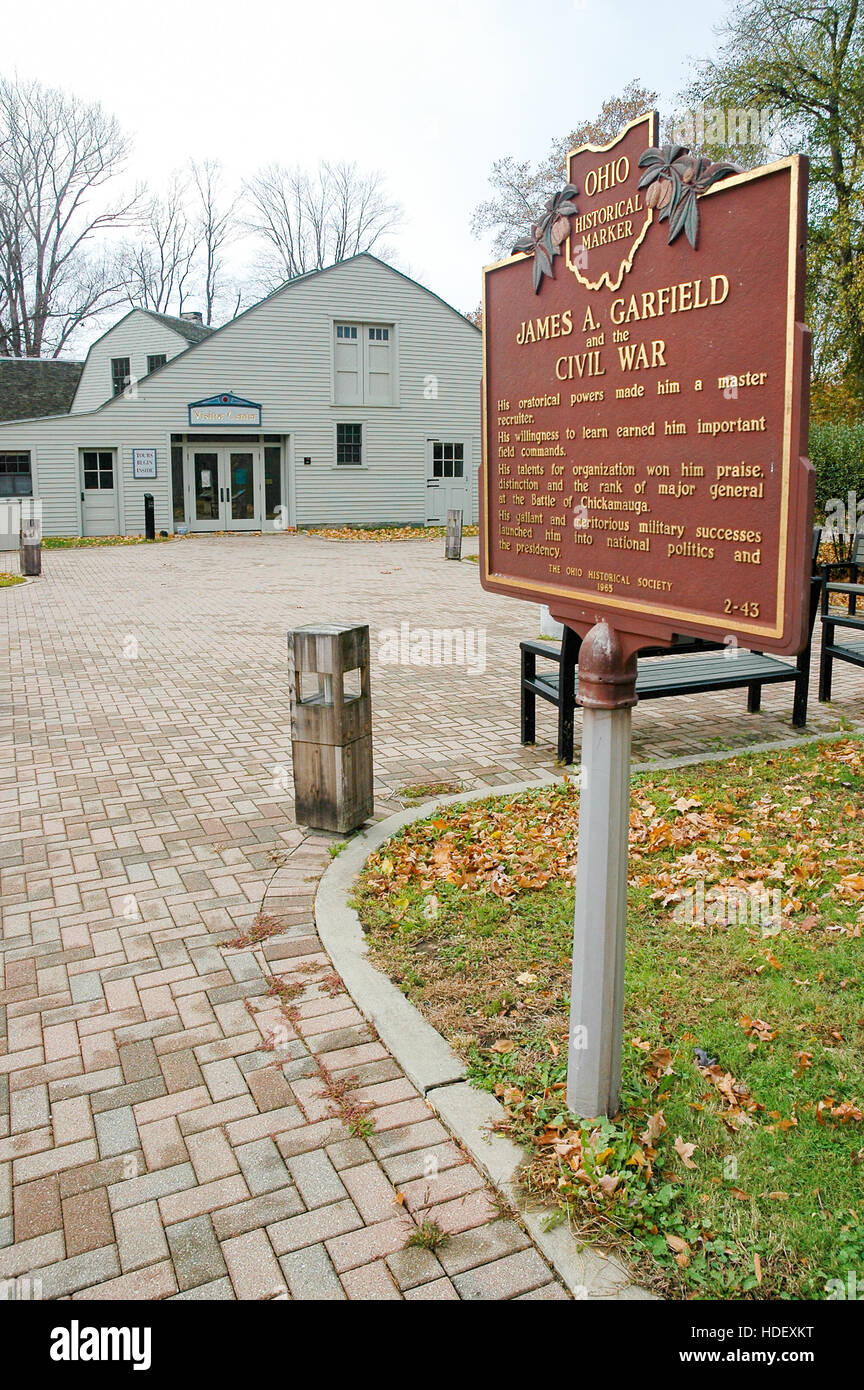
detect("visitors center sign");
top-left (480, 112), bottom-right (813, 657)
top-left (188, 393), bottom-right (262, 428)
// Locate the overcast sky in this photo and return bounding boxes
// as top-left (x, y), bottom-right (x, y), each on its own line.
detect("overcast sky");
top-left (6, 0), bottom-right (732, 336)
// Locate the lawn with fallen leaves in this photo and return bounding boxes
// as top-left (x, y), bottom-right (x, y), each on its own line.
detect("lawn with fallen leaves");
top-left (42, 535), bottom-right (174, 548)
top-left (303, 524), bottom-right (480, 542)
top-left (354, 737), bottom-right (864, 1299)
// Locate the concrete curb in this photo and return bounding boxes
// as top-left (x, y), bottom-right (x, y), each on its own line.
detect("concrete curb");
top-left (313, 727), bottom-right (862, 1300)
top-left (313, 775), bottom-right (559, 1094)
top-left (314, 770), bottom-right (654, 1299)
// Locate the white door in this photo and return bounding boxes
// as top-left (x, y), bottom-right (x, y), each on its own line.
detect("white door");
top-left (81, 450), bottom-right (119, 537)
top-left (188, 447), bottom-right (263, 531)
top-left (425, 441), bottom-right (471, 525)
top-left (224, 449), bottom-right (259, 531)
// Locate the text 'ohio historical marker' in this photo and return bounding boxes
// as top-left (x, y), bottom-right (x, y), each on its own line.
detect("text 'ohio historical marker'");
top-left (479, 111), bottom-right (812, 1119)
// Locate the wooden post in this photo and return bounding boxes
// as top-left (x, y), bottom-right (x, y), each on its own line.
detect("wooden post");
top-left (566, 621), bottom-right (637, 1119)
top-left (287, 624), bottom-right (373, 833)
top-left (445, 509), bottom-right (463, 560)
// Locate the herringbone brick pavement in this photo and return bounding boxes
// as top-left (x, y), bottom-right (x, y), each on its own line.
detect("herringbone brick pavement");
top-left (0, 535), bottom-right (856, 1298)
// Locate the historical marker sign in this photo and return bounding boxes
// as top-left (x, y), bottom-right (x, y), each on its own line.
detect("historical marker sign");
top-left (480, 112), bottom-right (813, 656)
top-left (479, 113), bottom-right (812, 1120)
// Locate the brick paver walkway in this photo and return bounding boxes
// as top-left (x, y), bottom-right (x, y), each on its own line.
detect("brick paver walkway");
top-left (1, 535), bottom-right (859, 1300)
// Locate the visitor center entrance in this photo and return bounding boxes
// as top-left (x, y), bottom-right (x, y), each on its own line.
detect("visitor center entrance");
top-left (174, 436), bottom-right (288, 532)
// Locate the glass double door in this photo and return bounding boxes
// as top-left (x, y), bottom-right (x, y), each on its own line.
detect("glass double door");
top-left (189, 447), bottom-right (261, 531)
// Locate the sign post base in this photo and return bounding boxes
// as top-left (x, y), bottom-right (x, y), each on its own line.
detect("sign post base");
top-left (566, 622), bottom-right (637, 1119)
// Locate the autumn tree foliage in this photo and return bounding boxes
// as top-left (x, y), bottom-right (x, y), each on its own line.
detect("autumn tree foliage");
top-left (471, 81), bottom-right (659, 258)
top-left (682, 0), bottom-right (864, 410)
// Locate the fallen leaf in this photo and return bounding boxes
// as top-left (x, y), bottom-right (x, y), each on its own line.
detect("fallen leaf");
top-left (640, 1111), bottom-right (667, 1145)
top-left (674, 1136), bottom-right (698, 1169)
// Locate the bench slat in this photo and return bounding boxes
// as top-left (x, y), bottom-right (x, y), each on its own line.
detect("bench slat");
top-left (528, 652), bottom-right (796, 703)
top-left (820, 612), bottom-right (864, 631)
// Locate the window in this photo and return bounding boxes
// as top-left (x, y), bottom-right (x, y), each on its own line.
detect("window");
top-left (0, 451), bottom-right (32, 498)
top-left (82, 450), bottom-right (115, 490)
top-left (336, 423), bottom-right (362, 466)
top-left (147, 353), bottom-right (167, 374)
top-left (264, 444), bottom-right (282, 519)
top-left (432, 442), bottom-right (464, 479)
top-left (111, 357), bottom-right (131, 397)
top-left (171, 444), bottom-right (184, 524)
top-left (333, 322), bottom-right (394, 406)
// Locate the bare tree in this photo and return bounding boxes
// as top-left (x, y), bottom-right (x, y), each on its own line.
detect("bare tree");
top-left (244, 161), bottom-right (401, 287)
top-left (0, 75), bottom-right (139, 357)
top-left (190, 158), bottom-right (238, 325)
top-left (472, 81), bottom-right (658, 258)
top-left (119, 173), bottom-right (197, 315)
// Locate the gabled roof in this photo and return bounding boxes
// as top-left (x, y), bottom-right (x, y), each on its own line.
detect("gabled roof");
top-left (142, 310), bottom-right (214, 345)
top-left (0, 357), bottom-right (84, 421)
top-left (218, 253), bottom-right (481, 340)
top-left (3, 256), bottom-right (479, 426)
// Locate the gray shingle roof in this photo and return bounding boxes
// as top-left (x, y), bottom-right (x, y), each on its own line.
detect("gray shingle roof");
top-left (144, 310), bottom-right (215, 345)
top-left (0, 357), bottom-right (85, 421)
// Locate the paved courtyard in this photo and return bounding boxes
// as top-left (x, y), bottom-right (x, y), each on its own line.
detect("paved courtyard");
top-left (0, 534), bottom-right (860, 1300)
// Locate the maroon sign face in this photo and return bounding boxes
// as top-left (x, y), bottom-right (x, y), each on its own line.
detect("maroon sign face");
top-left (480, 112), bottom-right (813, 656)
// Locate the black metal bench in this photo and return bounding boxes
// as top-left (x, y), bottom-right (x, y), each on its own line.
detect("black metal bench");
top-left (819, 533), bottom-right (864, 701)
top-left (521, 529), bottom-right (822, 764)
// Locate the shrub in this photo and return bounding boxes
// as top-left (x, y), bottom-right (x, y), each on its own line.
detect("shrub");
top-left (809, 421), bottom-right (864, 516)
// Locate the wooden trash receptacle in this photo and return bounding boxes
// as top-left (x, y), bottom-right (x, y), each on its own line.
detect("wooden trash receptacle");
top-left (287, 623), bottom-right (373, 833)
top-left (19, 506), bottom-right (42, 577)
top-left (445, 509), bottom-right (463, 560)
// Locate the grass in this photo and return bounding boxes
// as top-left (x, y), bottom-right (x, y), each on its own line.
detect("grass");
top-left (397, 780), bottom-right (464, 804)
top-left (406, 1220), bottom-right (450, 1252)
top-left (303, 524), bottom-right (480, 542)
top-left (354, 738), bottom-right (864, 1300)
top-left (42, 534), bottom-right (173, 548)
top-left (39, 527), bottom-right (483, 549)
top-left (0, 572), bottom-right (26, 586)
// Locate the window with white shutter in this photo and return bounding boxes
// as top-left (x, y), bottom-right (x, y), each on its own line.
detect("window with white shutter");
top-left (365, 325), bottom-right (392, 405)
top-left (334, 324), bottom-right (362, 405)
top-left (333, 322), bottom-right (394, 406)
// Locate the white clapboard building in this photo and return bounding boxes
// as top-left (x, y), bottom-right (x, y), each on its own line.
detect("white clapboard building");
top-left (0, 255), bottom-right (482, 538)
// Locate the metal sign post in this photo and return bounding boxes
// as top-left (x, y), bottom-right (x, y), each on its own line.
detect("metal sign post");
top-left (566, 622), bottom-right (636, 1117)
